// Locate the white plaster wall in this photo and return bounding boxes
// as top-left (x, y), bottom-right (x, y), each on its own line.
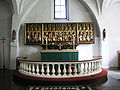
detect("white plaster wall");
top-left (69, 0), bottom-right (93, 21)
top-left (107, 2), bottom-right (120, 67)
top-left (0, 0), bottom-right (12, 69)
top-left (17, 0), bottom-right (100, 60)
top-left (25, 0), bottom-right (51, 22)
top-left (18, 24), bottom-right (42, 60)
top-left (77, 37), bottom-right (99, 60)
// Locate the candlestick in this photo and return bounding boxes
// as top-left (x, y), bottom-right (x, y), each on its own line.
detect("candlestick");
top-left (73, 36), bottom-right (75, 50)
top-left (46, 37), bottom-right (48, 50)
top-left (73, 36), bottom-right (75, 44)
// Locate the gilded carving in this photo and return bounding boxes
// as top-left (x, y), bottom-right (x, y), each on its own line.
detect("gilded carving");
top-left (25, 23), bottom-right (94, 46)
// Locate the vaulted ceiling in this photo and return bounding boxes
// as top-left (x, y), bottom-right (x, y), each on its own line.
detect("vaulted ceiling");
top-left (9, 0), bottom-right (120, 16)
top-left (7, 0), bottom-right (120, 31)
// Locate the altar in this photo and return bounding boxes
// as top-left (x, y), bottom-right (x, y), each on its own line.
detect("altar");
top-left (41, 50), bottom-right (78, 61)
top-left (24, 22), bottom-right (94, 62)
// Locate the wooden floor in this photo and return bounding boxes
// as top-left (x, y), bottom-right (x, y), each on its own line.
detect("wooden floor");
top-left (0, 69), bottom-right (120, 90)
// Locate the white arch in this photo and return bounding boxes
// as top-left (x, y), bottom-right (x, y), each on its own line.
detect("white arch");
top-left (16, 0), bottom-right (40, 49)
top-left (111, 0), bottom-right (120, 5)
top-left (81, 0), bottom-right (109, 68)
top-left (11, 0), bottom-right (120, 69)
top-left (9, 0), bottom-right (41, 69)
top-left (17, 0), bottom-right (102, 56)
top-left (11, 0), bottom-right (19, 15)
top-left (81, 0), bottom-right (101, 37)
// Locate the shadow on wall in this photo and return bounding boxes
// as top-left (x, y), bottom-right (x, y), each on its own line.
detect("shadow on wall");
top-left (109, 53), bottom-right (118, 68)
top-left (0, 44), bottom-right (3, 68)
top-left (0, 0), bottom-right (12, 69)
top-left (76, 44), bottom-right (93, 60)
top-left (18, 24), bottom-right (43, 60)
top-left (76, 37), bottom-right (100, 61)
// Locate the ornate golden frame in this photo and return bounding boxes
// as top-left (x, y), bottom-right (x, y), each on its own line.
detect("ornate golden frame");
top-left (25, 22), bottom-right (94, 49)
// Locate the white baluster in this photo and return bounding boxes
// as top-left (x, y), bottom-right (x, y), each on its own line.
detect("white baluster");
top-left (58, 64), bottom-right (61, 76)
top-left (63, 64), bottom-right (66, 75)
top-left (32, 64), bottom-right (35, 74)
top-left (24, 63), bottom-right (27, 73)
top-left (74, 64), bottom-right (77, 75)
top-left (18, 60), bottom-right (102, 78)
top-left (21, 63), bottom-right (24, 71)
top-left (26, 63), bottom-right (28, 73)
top-left (87, 63), bottom-right (90, 74)
top-left (96, 61), bottom-right (98, 70)
top-left (78, 63), bottom-right (81, 75)
top-left (36, 64), bottom-right (40, 75)
top-left (18, 62), bottom-right (20, 72)
top-left (98, 61), bottom-right (100, 70)
top-left (96, 62), bottom-right (98, 71)
top-left (46, 64), bottom-right (50, 76)
top-left (23, 63), bottom-right (25, 72)
top-left (68, 64), bottom-right (72, 75)
top-left (28, 64), bottom-right (31, 74)
top-left (19, 62), bottom-right (22, 71)
top-left (52, 64), bottom-right (55, 75)
top-left (24, 63), bottom-right (26, 72)
top-left (93, 62), bottom-right (96, 72)
top-left (83, 63), bottom-right (86, 74)
top-left (25, 63), bottom-right (27, 73)
top-left (41, 64), bottom-right (44, 75)
top-left (90, 62), bottom-right (93, 73)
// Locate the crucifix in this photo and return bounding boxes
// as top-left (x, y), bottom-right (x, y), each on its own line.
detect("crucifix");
top-left (0, 37), bottom-right (6, 70)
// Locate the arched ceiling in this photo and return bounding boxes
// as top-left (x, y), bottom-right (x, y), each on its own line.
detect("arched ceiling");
top-left (8, 0), bottom-right (120, 32)
top-left (10, 0), bottom-right (38, 15)
top-left (80, 0), bottom-right (120, 31)
top-left (9, 0), bottom-right (120, 21)
top-left (82, 0), bottom-right (120, 17)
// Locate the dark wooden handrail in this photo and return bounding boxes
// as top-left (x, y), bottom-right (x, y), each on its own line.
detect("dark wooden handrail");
top-left (17, 56), bottom-right (102, 63)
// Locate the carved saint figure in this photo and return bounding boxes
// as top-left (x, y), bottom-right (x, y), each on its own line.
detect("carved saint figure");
top-left (79, 31), bottom-right (83, 42)
top-left (90, 30), bottom-right (93, 41)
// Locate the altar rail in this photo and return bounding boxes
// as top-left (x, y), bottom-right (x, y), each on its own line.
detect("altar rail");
top-left (17, 56), bottom-right (102, 78)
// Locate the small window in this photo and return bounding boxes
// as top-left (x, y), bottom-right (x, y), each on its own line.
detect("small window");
top-left (54, 0), bottom-right (67, 19)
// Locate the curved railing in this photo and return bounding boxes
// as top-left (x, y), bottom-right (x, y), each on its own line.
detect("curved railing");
top-left (17, 56), bottom-right (102, 78)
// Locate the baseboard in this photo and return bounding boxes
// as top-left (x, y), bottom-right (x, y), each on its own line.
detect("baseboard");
top-left (109, 67), bottom-right (119, 70)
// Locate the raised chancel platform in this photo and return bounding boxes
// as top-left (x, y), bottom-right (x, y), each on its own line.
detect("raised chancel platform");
top-left (14, 56), bottom-right (108, 85)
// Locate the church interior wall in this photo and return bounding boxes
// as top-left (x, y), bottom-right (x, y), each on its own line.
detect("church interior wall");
top-left (1, 0), bottom-right (120, 69)
top-left (0, 0), bottom-right (12, 69)
top-left (107, 2), bottom-right (120, 67)
top-left (18, 0), bottom-right (100, 61)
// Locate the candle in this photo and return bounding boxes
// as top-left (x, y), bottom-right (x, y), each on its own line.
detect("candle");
top-left (73, 36), bottom-right (75, 50)
top-left (73, 36), bottom-right (75, 44)
top-left (46, 37), bottom-right (47, 44)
